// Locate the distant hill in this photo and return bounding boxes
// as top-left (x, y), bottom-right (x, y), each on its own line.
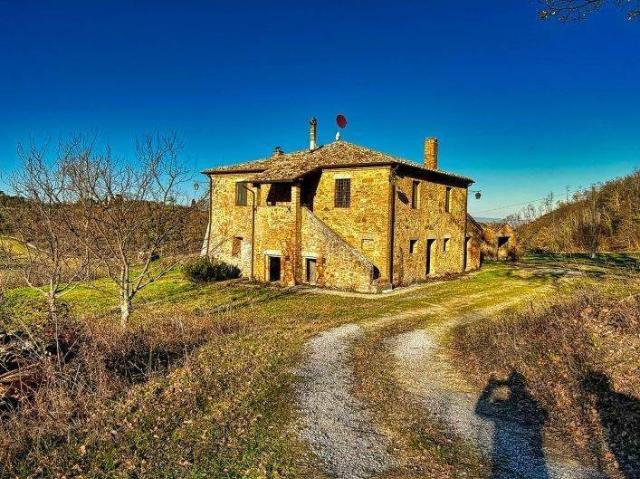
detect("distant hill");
top-left (472, 216), bottom-right (505, 225)
top-left (0, 191), bottom-right (28, 234)
top-left (518, 170), bottom-right (640, 253)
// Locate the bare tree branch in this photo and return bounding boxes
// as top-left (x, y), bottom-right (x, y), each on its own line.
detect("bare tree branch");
top-left (539, 0), bottom-right (640, 21)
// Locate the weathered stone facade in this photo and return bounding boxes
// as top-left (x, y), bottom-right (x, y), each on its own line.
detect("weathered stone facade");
top-left (203, 137), bottom-right (476, 292)
top-left (310, 167), bottom-right (392, 281)
top-left (301, 206), bottom-right (377, 292)
top-left (392, 172), bottom-right (468, 285)
top-left (482, 223), bottom-right (518, 261)
top-left (465, 214), bottom-right (484, 271)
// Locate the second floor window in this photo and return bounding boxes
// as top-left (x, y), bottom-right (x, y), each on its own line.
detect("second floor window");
top-left (411, 181), bottom-right (420, 209)
top-left (235, 182), bottom-right (248, 206)
top-left (335, 178), bottom-right (351, 208)
top-left (445, 187), bottom-right (452, 213)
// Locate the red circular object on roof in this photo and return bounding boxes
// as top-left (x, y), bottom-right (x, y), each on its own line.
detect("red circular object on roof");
top-left (336, 114), bottom-right (347, 129)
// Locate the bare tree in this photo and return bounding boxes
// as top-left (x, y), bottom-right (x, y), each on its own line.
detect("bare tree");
top-left (64, 134), bottom-right (191, 329)
top-left (2, 143), bottom-right (89, 323)
top-left (539, 0), bottom-right (640, 21)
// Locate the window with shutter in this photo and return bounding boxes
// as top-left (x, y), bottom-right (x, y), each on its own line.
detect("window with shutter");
top-left (411, 181), bottom-right (420, 209)
top-left (335, 178), bottom-right (351, 208)
top-left (235, 182), bottom-right (248, 206)
top-left (445, 187), bottom-right (452, 213)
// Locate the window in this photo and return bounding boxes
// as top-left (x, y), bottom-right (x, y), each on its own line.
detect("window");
top-left (232, 237), bottom-right (242, 257)
top-left (265, 183), bottom-right (291, 206)
top-left (409, 239), bottom-right (418, 254)
top-left (443, 237), bottom-right (450, 252)
top-left (361, 238), bottom-right (374, 251)
top-left (411, 181), bottom-right (420, 209)
top-left (235, 182), bottom-right (248, 206)
top-left (335, 178), bottom-right (351, 208)
top-left (445, 187), bottom-right (452, 213)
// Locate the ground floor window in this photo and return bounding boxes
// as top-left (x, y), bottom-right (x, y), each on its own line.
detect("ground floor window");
top-left (232, 236), bottom-right (242, 257)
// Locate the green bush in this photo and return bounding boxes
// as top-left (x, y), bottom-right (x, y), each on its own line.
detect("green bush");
top-left (183, 257), bottom-right (240, 283)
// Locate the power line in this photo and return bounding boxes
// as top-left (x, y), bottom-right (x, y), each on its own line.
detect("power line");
top-left (472, 187), bottom-right (585, 215)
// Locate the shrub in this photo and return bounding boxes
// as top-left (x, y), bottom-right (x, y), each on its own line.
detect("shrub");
top-left (183, 257), bottom-right (240, 283)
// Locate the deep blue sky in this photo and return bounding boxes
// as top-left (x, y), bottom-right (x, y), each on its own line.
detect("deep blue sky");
top-left (1, 1), bottom-right (638, 217)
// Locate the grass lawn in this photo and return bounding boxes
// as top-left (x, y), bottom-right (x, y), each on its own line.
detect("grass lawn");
top-left (522, 251), bottom-right (640, 275)
top-left (2, 254), bottom-right (638, 477)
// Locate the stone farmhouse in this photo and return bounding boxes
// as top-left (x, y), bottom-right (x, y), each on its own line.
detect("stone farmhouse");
top-left (202, 119), bottom-right (478, 292)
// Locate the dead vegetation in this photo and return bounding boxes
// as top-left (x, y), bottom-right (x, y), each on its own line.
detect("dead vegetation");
top-left (515, 170), bottom-right (640, 255)
top-left (0, 304), bottom-right (247, 473)
top-left (451, 285), bottom-right (640, 478)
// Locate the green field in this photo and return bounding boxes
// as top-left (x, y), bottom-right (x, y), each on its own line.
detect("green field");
top-left (1, 255), bottom-right (638, 477)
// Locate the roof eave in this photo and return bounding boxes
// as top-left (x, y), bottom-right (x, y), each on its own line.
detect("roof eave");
top-left (396, 163), bottom-right (474, 186)
top-left (201, 168), bottom-right (265, 175)
top-left (251, 178), bottom-right (296, 184)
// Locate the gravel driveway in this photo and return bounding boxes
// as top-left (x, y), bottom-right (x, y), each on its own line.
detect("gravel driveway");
top-left (295, 323), bottom-right (395, 479)
top-left (390, 320), bottom-right (604, 479)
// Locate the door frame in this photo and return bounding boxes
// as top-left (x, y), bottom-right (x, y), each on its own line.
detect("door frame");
top-left (426, 237), bottom-right (436, 276)
top-left (305, 257), bottom-right (318, 285)
top-left (266, 254), bottom-right (282, 282)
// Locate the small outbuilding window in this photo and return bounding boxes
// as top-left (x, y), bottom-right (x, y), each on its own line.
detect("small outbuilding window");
top-left (411, 181), bottom-right (420, 209)
top-left (409, 239), bottom-right (418, 254)
top-left (445, 187), bottom-right (452, 213)
top-left (235, 182), bottom-right (248, 206)
top-left (443, 237), bottom-right (450, 252)
top-left (335, 178), bottom-right (351, 208)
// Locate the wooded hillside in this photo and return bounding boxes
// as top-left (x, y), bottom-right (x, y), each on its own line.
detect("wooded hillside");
top-left (517, 170), bottom-right (640, 253)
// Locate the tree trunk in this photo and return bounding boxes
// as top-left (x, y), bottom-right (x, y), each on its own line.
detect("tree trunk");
top-left (119, 264), bottom-right (133, 330)
top-left (47, 290), bottom-right (63, 369)
top-left (46, 291), bottom-right (58, 323)
top-left (120, 296), bottom-right (132, 330)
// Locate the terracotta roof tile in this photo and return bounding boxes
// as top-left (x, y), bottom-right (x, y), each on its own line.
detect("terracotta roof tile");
top-left (202, 141), bottom-right (473, 184)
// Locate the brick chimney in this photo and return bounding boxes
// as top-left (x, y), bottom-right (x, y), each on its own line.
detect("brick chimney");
top-left (424, 137), bottom-right (438, 169)
top-left (309, 117), bottom-right (318, 150)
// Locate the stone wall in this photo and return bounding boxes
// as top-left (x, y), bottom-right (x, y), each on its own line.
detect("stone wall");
top-left (392, 172), bottom-right (468, 285)
top-left (205, 173), bottom-right (255, 275)
top-left (301, 207), bottom-right (376, 292)
top-left (465, 214), bottom-right (483, 271)
top-left (253, 188), bottom-right (298, 285)
top-left (482, 224), bottom-right (518, 261)
top-left (311, 166), bottom-right (392, 282)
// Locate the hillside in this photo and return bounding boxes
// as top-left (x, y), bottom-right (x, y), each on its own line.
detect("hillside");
top-left (518, 170), bottom-right (640, 253)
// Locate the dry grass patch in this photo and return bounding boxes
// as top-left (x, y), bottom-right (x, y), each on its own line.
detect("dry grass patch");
top-left (451, 282), bottom-right (640, 478)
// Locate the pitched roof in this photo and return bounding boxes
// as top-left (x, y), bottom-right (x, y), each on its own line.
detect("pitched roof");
top-left (202, 140), bottom-right (474, 185)
top-left (467, 214), bottom-right (484, 234)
